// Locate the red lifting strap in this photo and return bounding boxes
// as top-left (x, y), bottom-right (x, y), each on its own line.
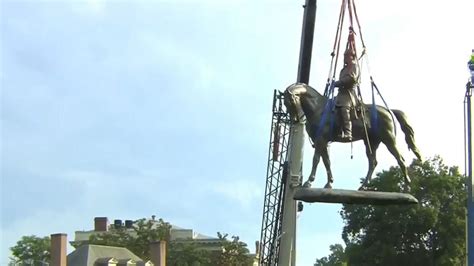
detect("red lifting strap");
top-left (327, 0), bottom-right (367, 81)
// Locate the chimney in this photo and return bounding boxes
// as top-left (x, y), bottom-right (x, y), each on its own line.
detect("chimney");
top-left (255, 240), bottom-right (260, 257)
top-left (149, 241), bottom-right (166, 266)
top-left (94, 217), bottom-right (108, 231)
top-left (51, 233), bottom-right (67, 266)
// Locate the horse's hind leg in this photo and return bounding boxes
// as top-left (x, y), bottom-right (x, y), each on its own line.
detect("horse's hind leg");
top-left (360, 140), bottom-right (380, 190)
top-left (319, 143), bottom-right (333, 189)
top-left (412, 145), bottom-right (422, 162)
top-left (385, 138), bottom-right (411, 186)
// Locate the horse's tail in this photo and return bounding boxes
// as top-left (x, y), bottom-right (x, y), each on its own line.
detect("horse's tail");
top-left (391, 109), bottom-right (422, 161)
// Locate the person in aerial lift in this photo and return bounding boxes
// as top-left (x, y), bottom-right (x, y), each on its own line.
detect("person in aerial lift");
top-left (334, 30), bottom-right (359, 141)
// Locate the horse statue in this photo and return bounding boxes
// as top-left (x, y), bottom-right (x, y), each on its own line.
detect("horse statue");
top-left (283, 83), bottom-right (422, 190)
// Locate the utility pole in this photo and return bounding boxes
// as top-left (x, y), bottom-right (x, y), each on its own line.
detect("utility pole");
top-left (466, 81), bottom-right (473, 266)
top-left (467, 50), bottom-right (474, 266)
top-left (278, 0), bottom-right (317, 265)
top-left (464, 82), bottom-right (474, 265)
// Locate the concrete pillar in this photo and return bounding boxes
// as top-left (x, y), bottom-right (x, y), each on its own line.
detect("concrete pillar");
top-left (50, 233), bottom-right (67, 266)
top-left (150, 241), bottom-right (166, 266)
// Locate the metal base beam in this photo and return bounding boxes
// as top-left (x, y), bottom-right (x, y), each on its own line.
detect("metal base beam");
top-left (294, 188), bottom-right (418, 205)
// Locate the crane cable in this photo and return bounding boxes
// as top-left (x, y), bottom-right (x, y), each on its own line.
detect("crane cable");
top-left (315, 0), bottom-right (347, 141)
top-left (352, 0), bottom-right (397, 136)
top-left (324, 0), bottom-right (346, 96)
top-left (346, 0), bottom-right (373, 156)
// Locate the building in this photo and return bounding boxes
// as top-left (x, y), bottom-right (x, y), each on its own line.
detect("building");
top-left (67, 245), bottom-right (153, 266)
top-left (71, 216), bottom-right (225, 253)
top-left (51, 233), bottom-right (163, 266)
top-left (50, 216), bottom-right (258, 266)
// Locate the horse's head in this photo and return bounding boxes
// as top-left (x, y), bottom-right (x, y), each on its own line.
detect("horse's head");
top-left (283, 83), bottom-right (308, 122)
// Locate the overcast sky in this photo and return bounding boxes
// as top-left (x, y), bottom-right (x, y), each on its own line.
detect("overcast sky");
top-left (1, 0), bottom-right (473, 265)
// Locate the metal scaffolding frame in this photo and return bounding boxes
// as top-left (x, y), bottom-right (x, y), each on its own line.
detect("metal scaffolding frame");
top-left (258, 90), bottom-right (291, 265)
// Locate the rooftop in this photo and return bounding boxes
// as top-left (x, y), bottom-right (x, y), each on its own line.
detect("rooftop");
top-left (67, 244), bottom-right (151, 266)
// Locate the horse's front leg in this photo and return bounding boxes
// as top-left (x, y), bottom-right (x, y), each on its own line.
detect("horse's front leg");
top-left (304, 146), bottom-right (321, 188)
top-left (319, 143), bottom-right (333, 189)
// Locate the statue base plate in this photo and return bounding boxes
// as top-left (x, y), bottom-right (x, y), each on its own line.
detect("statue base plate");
top-left (294, 188), bottom-right (418, 205)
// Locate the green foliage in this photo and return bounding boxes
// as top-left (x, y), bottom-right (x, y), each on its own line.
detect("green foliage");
top-left (167, 232), bottom-right (253, 266)
top-left (10, 235), bottom-right (51, 265)
top-left (314, 244), bottom-right (347, 266)
top-left (167, 241), bottom-right (213, 266)
top-left (89, 218), bottom-right (171, 260)
top-left (316, 157), bottom-right (467, 266)
top-left (212, 232), bottom-right (254, 266)
top-left (132, 218), bottom-right (171, 259)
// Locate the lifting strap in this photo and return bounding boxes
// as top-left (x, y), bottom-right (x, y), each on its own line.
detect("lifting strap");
top-left (316, 0), bottom-right (348, 140)
top-left (315, 81), bottom-right (336, 139)
top-left (316, 0), bottom-right (396, 144)
top-left (319, 0), bottom-right (361, 138)
top-left (370, 77), bottom-right (397, 136)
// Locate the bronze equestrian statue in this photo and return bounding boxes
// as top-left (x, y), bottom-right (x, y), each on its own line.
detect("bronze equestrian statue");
top-left (283, 83), bottom-right (422, 190)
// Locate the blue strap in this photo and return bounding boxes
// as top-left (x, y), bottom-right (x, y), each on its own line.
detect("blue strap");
top-left (329, 82), bottom-right (336, 137)
top-left (315, 80), bottom-right (336, 139)
top-left (323, 79), bottom-right (331, 97)
top-left (371, 79), bottom-right (396, 136)
top-left (370, 81), bottom-right (378, 134)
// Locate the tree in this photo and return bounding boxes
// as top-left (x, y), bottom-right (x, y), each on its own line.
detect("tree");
top-left (314, 244), bottom-right (347, 266)
top-left (89, 218), bottom-right (171, 260)
top-left (210, 232), bottom-right (254, 266)
top-left (167, 241), bottom-right (213, 266)
top-left (161, 232), bottom-right (254, 266)
top-left (316, 157), bottom-right (466, 265)
top-left (88, 217), bottom-right (254, 265)
top-left (10, 235), bottom-right (50, 265)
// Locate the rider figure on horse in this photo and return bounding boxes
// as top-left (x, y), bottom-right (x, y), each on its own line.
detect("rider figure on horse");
top-left (334, 29), bottom-right (359, 141)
